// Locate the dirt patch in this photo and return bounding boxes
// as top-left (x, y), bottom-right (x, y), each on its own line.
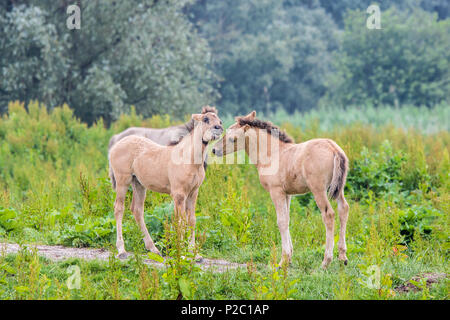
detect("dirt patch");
top-left (395, 273), bottom-right (447, 294)
top-left (0, 242), bottom-right (247, 273)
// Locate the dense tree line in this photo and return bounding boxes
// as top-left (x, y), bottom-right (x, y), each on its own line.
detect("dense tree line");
top-left (187, 0), bottom-right (449, 114)
top-left (0, 0), bottom-right (217, 125)
top-left (0, 0), bottom-right (449, 124)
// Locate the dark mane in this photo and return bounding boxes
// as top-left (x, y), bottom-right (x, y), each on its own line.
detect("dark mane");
top-left (201, 105), bottom-right (218, 114)
top-left (168, 120), bottom-right (195, 146)
top-left (170, 106), bottom-right (218, 146)
top-left (168, 106), bottom-right (217, 146)
top-left (238, 118), bottom-right (294, 144)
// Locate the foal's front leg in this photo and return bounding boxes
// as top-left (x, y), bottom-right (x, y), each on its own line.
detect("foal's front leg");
top-left (285, 195), bottom-right (293, 256)
top-left (270, 189), bottom-right (293, 266)
top-left (172, 193), bottom-right (187, 235)
top-left (186, 189), bottom-right (202, 261)
top-left (186, 189), bottom-right (199, 249)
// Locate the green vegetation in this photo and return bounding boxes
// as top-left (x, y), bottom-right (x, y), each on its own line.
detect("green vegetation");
top-left (221, 103), bottom-right (450, 133)
top-left (328, 8), bottom-right (450, 108)
top-left (0, 0), bottom-right (217, 124)
top-left (0, 102), bottom-right (448, 299)
top-left (1, 1), bottom-right (449, 122)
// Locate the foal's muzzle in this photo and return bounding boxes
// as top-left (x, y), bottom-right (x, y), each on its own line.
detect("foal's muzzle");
top-left (212, 147), bottom-right (223, 156)
top-left (211, 126), bottom-right (223, 140)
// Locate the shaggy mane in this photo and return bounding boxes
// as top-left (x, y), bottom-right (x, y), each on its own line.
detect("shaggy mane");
top-left (238, 118), bottom-right (294, 144)
top-left (168, 106), bottom-right (218, 146)
top-left (201, 105), bottom-right (218, 114)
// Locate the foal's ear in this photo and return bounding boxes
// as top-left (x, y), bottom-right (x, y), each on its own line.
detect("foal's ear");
top-left (245, 110), bottom-right (256, 120)
top-left (191, 113), bottom-right (203, 121)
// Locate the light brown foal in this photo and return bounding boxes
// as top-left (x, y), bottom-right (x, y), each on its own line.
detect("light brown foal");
top-left (109, 112), bottom-right (223, 259)
top-left (212, 111), bottom-right (349, 268)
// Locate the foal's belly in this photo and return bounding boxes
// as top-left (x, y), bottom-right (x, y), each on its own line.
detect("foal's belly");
top-left (282, 166), bottom-right (310, 195)
top-left (133, 157), bottom-right (171, 194)
top-left (143, 180), bottom-right (171, 194)
top-left (284, 180), bottom-right (310, 195)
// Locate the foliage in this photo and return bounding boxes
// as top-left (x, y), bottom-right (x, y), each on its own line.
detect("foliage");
top-left (0, 0), bottom-right (217, 124)
top-left (317, 0), bottom-right (450, 26)
top-left (1, 1), bottom-right (448, 119)
top-left (145, 202), bottom-right (174, 246)
top-left (238, 103), bottom-right (450, 134)
top-left (187, 0), bottom-right (338, 114)
top-left (0, 102), bottom-right (448, 300)
top-left (0, 207), bottom-right (19, 234)
top-left (328, 8), bottom-right (450, 108)
top-left (346, 141), bottom-right (406, 200)
top-left (398, 205), bottom-right (441, 244)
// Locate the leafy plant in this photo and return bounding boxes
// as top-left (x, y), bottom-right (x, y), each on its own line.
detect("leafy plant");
top-left (0, 207), bottom-right (19, 233)
top-left (347, 141), bottom-right (406, 200)
top-left (398, 205), bottom-right (441, 244)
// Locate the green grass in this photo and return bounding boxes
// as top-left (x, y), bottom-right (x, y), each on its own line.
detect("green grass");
top-left (0, 101), bottom-right (448, 299)
top-left (221, 103), bottom-right (450, 134)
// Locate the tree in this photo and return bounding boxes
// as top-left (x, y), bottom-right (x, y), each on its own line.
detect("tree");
top-left (0, 0), bottom-right (218, 125)
top-left (318, 0), bottom-right (449, 27)
top-left (187, 0), bottom-right (338, 114)
top-left (327, 8), bottom-right (450, 107)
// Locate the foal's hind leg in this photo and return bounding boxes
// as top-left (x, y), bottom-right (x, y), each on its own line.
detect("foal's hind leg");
top-left (311, 188), bottom-right (335, 269)
top-left (131, 178), bottom-right (160, 255)
top-left (114, 174), bottom-right (132, 259)
top-left (337, 191), bottom-right (349, 264)
top-left (270, 189), bottom-right (293, 266)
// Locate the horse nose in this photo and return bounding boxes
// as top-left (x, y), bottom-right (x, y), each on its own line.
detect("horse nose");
top-left (212, 148), bottom-right (216, 154)
top-left (214, 125), bottom-right (222, 130)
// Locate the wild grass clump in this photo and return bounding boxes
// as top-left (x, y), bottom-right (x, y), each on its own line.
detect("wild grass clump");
top-left (0, 101), bottom-right (448, 300)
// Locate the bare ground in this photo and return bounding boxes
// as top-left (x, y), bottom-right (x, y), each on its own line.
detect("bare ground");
top-left (395, 272), bottom-right (447, 293)
top-left (0, 242), bottom-right (247, 273)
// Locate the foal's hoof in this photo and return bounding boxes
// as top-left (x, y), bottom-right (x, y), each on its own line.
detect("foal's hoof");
top-left (321, 260), bottom-right (332, 269)
top-left (338, 256), bottom-right (348, 266)
top-left (117, 252), bottom-right (131, 260)
top-left (146, 246), bottom-right (162, 256)
top-left (151, 250), bottom-right (162, 257)
top-left (276, 262), bottom-right (290, 271)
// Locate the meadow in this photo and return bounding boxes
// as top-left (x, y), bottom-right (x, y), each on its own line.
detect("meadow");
top-left (0, 101), bottom-right (448, 300)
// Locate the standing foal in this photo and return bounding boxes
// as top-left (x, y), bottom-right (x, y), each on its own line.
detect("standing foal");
top-left (109, 112), bottom-right (223, 259)
top-left (212, 111), bottom-right (349, 268)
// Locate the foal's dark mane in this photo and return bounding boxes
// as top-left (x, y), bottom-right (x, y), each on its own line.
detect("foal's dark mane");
top-left (169, 106), bottom-right (218, 146)
top-left (238, 118), bottom-right (294, 144)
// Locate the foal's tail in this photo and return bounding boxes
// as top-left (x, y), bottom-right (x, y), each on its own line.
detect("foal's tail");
top-left (328, 150), bottom-right (349, 200)
top-left (108, 152), bottom-right (116, 191)
top-left (109, 166), bottom-right (116, 191)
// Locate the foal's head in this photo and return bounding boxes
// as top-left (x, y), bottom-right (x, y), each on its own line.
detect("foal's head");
top-left (212, 111), bottom-right (256, 156)
top-left (192, 112), bottom-right (223, 143)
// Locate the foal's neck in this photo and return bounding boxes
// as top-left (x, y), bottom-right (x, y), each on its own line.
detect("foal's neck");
top-left (174, 128), bottom-right (208, 166)
top-left (245, 128), bottom-right (290, 171)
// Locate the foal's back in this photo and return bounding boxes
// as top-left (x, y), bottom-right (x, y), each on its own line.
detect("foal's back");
top-left (109, 135), bottom-right (172, 192)
top-left (278, 138), bottom-right (344, 195)
top-left (109, 125), bottom-right (190, 150)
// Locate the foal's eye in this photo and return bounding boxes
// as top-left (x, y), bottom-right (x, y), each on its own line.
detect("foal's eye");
top-left (203, 117), bottom-right (209, 123)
